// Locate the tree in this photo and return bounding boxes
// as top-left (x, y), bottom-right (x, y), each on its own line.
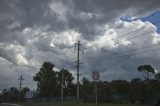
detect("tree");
top-left (1, 89), bottom-right (10, 102)
top-left (155, 72), bottom-right (160, 81)
top-left (137, 64), bottom-right (155, 80)
top-left (97, 81), bottom-right (112, 102)
top-left (33, 62), bottom-right (75, 98)
top-left (57, 68), bottom-right (75, 96)
top-left (80, 77), bottom-right (94, 102)
top-left (33, 62), bottom-right (56, 97)
top-left (21, 87), bottom-right (30, 101)
top-left (129, 78), bottom-right (146, 103)
top-left (9, 87), bottom-right (19, 102)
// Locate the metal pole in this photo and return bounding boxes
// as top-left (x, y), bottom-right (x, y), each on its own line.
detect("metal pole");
top-left (95, 81), bottom-right (97, 106)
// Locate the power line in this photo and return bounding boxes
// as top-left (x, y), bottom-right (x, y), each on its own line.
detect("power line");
top-left (80, 28), bottom-right (160, 78)
top-left (52, 9), bottom-right (160, 77)
top-left (82, 48), bottom-right (160, 78)
top-left (53, 21), bottom-right (160, 70)
top-left (84, 27), bottom-right (144, 50)
top-left (52, 47), bottom-right (75, 69)
top-left (85, 20), bottom-right (160, 50)
top-left (80, 47), bottom-right (160, 77)
top-left (80, 43), bottom-right (160, 76)
top-left (61, 48), bottom-right (75, 63)
top-left (84, 44), bottom-right (160, 63)
top-left (84, 30), bottom-right (159, 61)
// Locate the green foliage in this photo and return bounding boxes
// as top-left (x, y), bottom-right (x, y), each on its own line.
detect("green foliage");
top-left (33, 62), bottom-right (56, 97)
top-left (155, 72), bottom-right (160, 80)
top-left (28, 62), bottom-right (160, 104)
top-left (33, 62), bottom-right (75, 97)
top-left (80, 78), bottom-right (94, 102)
top-left (79, 77), bottom-right (160, 104)
top-left (137, 64), bottom-right (155, 80)
top-left (0, 87), bottom-right (30, 102)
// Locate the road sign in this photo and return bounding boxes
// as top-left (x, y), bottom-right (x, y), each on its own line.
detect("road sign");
top-left (25, 91), bottom-right (34, 99)
top-left (92, 71), bottom-right (99, 106)
top-left (92, 71), bottom-right (100, 80)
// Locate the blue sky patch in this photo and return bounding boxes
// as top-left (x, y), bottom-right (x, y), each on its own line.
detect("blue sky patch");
top-left (121, 10), bottom-right (160, 33)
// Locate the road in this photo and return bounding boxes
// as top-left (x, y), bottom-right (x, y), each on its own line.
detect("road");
top-left (0, 103), bottom-right (22, 106)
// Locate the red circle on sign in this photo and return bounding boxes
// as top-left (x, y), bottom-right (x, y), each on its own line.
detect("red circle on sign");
top-left (92, 71), bottom-right (100, 80)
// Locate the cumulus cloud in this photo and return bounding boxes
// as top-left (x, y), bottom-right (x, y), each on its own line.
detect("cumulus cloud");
top-left (49, 0), bottom-right (69, 22)
top-left (0, 0), bottom-right (160, 89)
top-left (81, 19), bottom-right (160, 81)
top-left (16, 53), bottom-right (28, 65)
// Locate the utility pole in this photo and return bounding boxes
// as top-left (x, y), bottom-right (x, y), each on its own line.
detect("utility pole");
top-left (61, 70), bottom-right (64, 102)
top-left (18, 75), bottom-right (24, 102)
top-left (74, 40), bottom-right (84, 102)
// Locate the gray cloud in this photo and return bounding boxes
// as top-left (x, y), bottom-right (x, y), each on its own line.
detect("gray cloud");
top-left (68, 0), bottom-right (160, 39)
top-left (0, 0), bottom-right (160, 89)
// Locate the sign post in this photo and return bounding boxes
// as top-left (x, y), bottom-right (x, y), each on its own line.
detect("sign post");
top-left (92, 71), bottom-right (100, 106)
top-left (95, 81), bottom-right (97, 106)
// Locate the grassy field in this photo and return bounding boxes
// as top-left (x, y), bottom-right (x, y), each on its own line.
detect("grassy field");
top-left (20, 102), bottom-right (151, 106)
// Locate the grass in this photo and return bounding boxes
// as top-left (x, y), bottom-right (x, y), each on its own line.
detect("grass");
top-left (20, 102), bottom-right (151, 106)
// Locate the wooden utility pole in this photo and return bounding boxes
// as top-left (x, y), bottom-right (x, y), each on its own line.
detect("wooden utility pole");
top-left (74, 40), bottom-right (84, 102)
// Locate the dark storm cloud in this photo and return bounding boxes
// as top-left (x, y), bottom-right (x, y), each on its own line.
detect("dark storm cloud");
top-left (73, 0), bottom-right (160, 17)
top-left (1, 0), bottom-right (160, 41)
top-left (16, 0), bottom-right (67, 30)
top-left (68, 0), bottom-right (160, 40)
top-left (0, 0), bottom-right (160, 89)
top-left (0, 0), bottom-right (67, 44)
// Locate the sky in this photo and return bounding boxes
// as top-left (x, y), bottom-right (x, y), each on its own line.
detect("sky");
top-left (0, 0), bottom-right (160, 90)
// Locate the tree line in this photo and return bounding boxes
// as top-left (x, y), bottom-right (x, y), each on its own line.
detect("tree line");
top-left (33, 62), bottom-right (160, 104)
top-left (1, 62), bottom-right (160, 104)
top-left (0, 87), bottom-right (30, 102)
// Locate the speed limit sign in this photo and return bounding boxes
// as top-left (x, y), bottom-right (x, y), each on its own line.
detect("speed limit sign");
top-left (92, 71), bottom-right (100, 80)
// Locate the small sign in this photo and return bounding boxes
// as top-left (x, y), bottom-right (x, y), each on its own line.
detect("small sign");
top-left (25, 91), bottom-right (34, 99)
top-left (92, 71), bottom-right (100, 80)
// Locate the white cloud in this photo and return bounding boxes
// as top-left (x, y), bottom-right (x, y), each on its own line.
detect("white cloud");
top-left (75, 12), bottom-right (94, 21)
top-left (153, 33), bottom-right (160, 44)
top-left (50, 29), bottom-right (81, 48)
top-left (49, 0), bottom-right (69, 22)
top-left (16, 53), bottom-right (28, 65)
top-left (50, 1), bottom-right (67, 15)
top-left (8, 21), bottom-right (21, 30)
top-left (0, 43), bottom-right (27, 65)
top-left (0, 16), bottom-right (160, 89)
top-left (1, 18), bottom-right (160, 89)
top-left (0, 0), bottom-right (160, 89)
top-left (81, 19), bottom-right (160, 80)
top-left (0, 57), bottom-right (19, 88)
